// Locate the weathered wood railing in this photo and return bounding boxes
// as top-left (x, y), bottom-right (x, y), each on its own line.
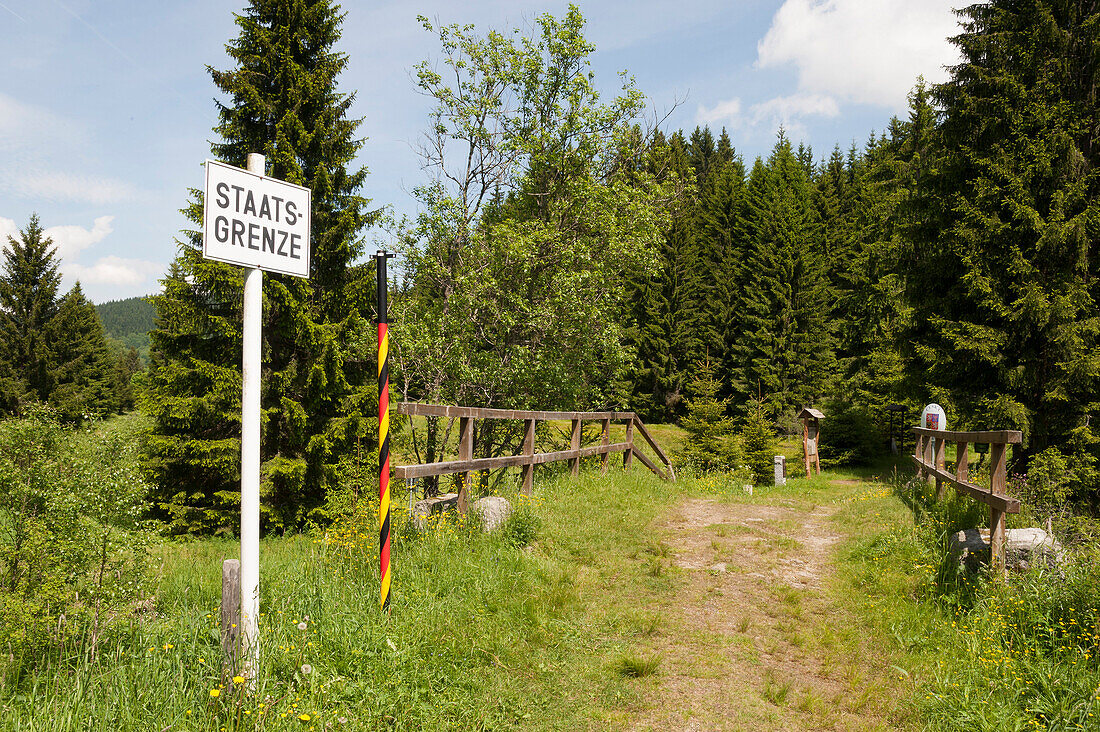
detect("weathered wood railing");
top-left (393, 403), bottom-right (675, 510)
top-left (911, 427), bottom-right (1022, 572)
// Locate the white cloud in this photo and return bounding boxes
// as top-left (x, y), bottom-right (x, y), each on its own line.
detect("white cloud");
top-left (696, 92), bottom-right (838, 137)
top-left (0, 217), bottom-right (18, 244)
top-left (65, 255), bottom-right (164, 288)
top-left (12, 171), bottom-right (136, 205)
top-left (44, 216), bottom-right (115, 262)
top-left (696, 98), bottom-right (743, 127)
top-left (0, 92), bottom-right (80, 150)
top-left (757, 0), bottom-right (960, 111)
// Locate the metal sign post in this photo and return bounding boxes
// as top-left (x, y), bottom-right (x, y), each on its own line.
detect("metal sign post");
top-left (202, 154), bottom-right (311, 672)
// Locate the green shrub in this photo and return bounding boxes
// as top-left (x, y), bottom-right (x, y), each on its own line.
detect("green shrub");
top-left (0, 410), bottom-right (151, 683)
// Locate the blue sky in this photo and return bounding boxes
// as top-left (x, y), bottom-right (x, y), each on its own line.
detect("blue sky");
top-left (0, 0), bottom-right (960, 303)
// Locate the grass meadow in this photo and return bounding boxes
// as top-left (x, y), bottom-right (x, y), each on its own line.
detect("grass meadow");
top-left (1, 416), bottom-right (1098, 730)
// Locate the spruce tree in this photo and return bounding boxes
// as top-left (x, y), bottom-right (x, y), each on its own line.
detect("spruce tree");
top-left (0, 215), bottom-right (61, 412)
top-left (680, 357), bottom-right (735, 472)
top-left (145, 0), bottom-right (376, 534)
top-left (730, 135), bottom-right (835, 420)
top-left (623, 132), bottom-right (700, 421)
top-left (45, 284), bottom-right (117, 422)
top-left (905, 0), bottom-right (1100, 480)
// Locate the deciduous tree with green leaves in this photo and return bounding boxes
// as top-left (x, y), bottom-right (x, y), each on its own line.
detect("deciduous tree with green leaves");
top-left (392, 6), bottom-right (678, 465)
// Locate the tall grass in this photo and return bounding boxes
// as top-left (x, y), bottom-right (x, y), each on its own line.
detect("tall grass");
top-left (0, 467), bottom-right (682, 731)
top-left (839, 471), bottom-right (1100, 731)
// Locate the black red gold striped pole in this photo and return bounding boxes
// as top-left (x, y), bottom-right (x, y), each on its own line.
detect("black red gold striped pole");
top-left (376, 250), bottom-right (395, 612)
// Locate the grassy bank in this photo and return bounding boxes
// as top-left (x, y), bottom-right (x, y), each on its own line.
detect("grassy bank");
top-left (0, 466), bottom-right (688, 731)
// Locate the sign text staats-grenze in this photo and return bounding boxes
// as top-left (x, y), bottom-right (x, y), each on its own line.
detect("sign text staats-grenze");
top-left (202, 159), bottom-right (311, 278)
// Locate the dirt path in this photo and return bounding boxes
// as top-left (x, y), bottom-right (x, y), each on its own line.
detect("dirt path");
top-left (625, 489), bottom-right (901, 731)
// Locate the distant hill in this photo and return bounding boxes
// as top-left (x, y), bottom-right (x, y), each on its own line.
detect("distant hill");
top-left (96, 295), bottom-right (155, 361)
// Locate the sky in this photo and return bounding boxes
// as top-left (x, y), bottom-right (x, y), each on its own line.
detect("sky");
top-left (0, 0), bottom-right (962, 304)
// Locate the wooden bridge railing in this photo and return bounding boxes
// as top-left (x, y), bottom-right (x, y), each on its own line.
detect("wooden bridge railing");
top-left (393, 403), bottom-right (675, 511)
top-left (911, 426), bottom-right (1022, 572)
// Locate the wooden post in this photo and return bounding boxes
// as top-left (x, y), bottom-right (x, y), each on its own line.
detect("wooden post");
top-left (924, 433), bottom-right (936, 486)
top-left (624, 418), bottom-right (634, 471)
top-left (221, 559), bottom-right (241, 670)
top-left (989, 441), bottom-right (1008, 574)
top-left (934, 435), bottom-right (947, 500)
top-left (600, 418), bottom-right (610, 473)
top-left (458, 416), bottom-right (473, 514)
top-left (521, 418), bottom-right (535, 495)
top-left (569, 418), bottom-right (581, 477)
top-left (913, 433), bottom-right (923, 480)
top-left (955, 441), bottom-right (969, 483)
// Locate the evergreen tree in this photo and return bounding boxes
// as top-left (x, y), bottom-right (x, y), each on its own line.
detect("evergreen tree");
top-left (0, 215), bottom-right (61, 412)
top-left (145, 0), bottom-right (376, 534)
top-left (905, 0), bottom-right (1100, 482)
top-left (730, 134), bottom-right (835, 420)
top-left (740, 396), bottom-right (776, 486)
top-left (680, 357), bottom-right (735, 472)
top-left (623, 132), bottom-right (700, 421)
top-left (45, 284), bottom-right (117, 422)
top-left (113, 347), bottom-right (141, 412)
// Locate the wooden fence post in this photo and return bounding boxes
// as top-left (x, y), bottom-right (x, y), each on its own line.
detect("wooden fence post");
top-left (624, 417), bottom-right (634, 471)
top-left (458, 416), bottom-right (473, 514)
top-left (521, 418), bottom-right (535, 495)
top-left (221, 559), bottom-right (241, 670)
top-left (955, 441), bottom-right (969, 483)
top-left (914, 434), bottom-right (924, 480)
top-left (570, 418), bottom-right (581, 477)
top-left (934, 436), bottom-right (947, 500)
top-left (989, 441), bottom-right (1008, 575)
top-left (600, 418), bottom-right (610, 473)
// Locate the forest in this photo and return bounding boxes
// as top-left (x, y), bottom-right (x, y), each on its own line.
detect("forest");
top-left (0, 0), bottom-right (1094, 532)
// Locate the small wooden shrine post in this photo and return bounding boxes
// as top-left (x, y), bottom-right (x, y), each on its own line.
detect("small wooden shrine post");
top-left (799, 407), bottom-right (824, 478)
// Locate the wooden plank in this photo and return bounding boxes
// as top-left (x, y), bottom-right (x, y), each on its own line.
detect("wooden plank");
top-left (633, 417), bottom-right (675, 481)
top-left (394, 402), bottom-right (634, 421)
top-left (631, 446), bottom-right (670, 481)
top-left (521, 419), bottom-right (535, 495)
top-left (910, 456), bottom-right (1020, 512)
top-left (395, 443), bottom-right (632, 480)
top-left (911, 427), bottom-right (1022, 444)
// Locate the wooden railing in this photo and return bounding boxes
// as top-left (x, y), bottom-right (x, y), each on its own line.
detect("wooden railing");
top-left (911, 426), bottom-right (1022, 572)
top-left (393, 403), bottom-right (675, 510)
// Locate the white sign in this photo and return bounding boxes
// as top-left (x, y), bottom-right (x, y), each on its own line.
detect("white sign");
top-left (921, 403), bottom-right (947, 431)
top-left (203, 159), bottom-right (311, 278)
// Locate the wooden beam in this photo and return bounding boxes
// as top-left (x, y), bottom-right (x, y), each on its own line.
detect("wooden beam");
top-left (394, 402), bottom-right (634, 421)
top-left (911, 427), bottom-right (1022, 444)
top-left (633, 417), bottom-right (675, 481)
top-left (909, 456), bottom-right (1020, 513)
top-left (631, 446), bottom-right (669, 481)
top-left (394, 442), bottom-right (631, 480)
